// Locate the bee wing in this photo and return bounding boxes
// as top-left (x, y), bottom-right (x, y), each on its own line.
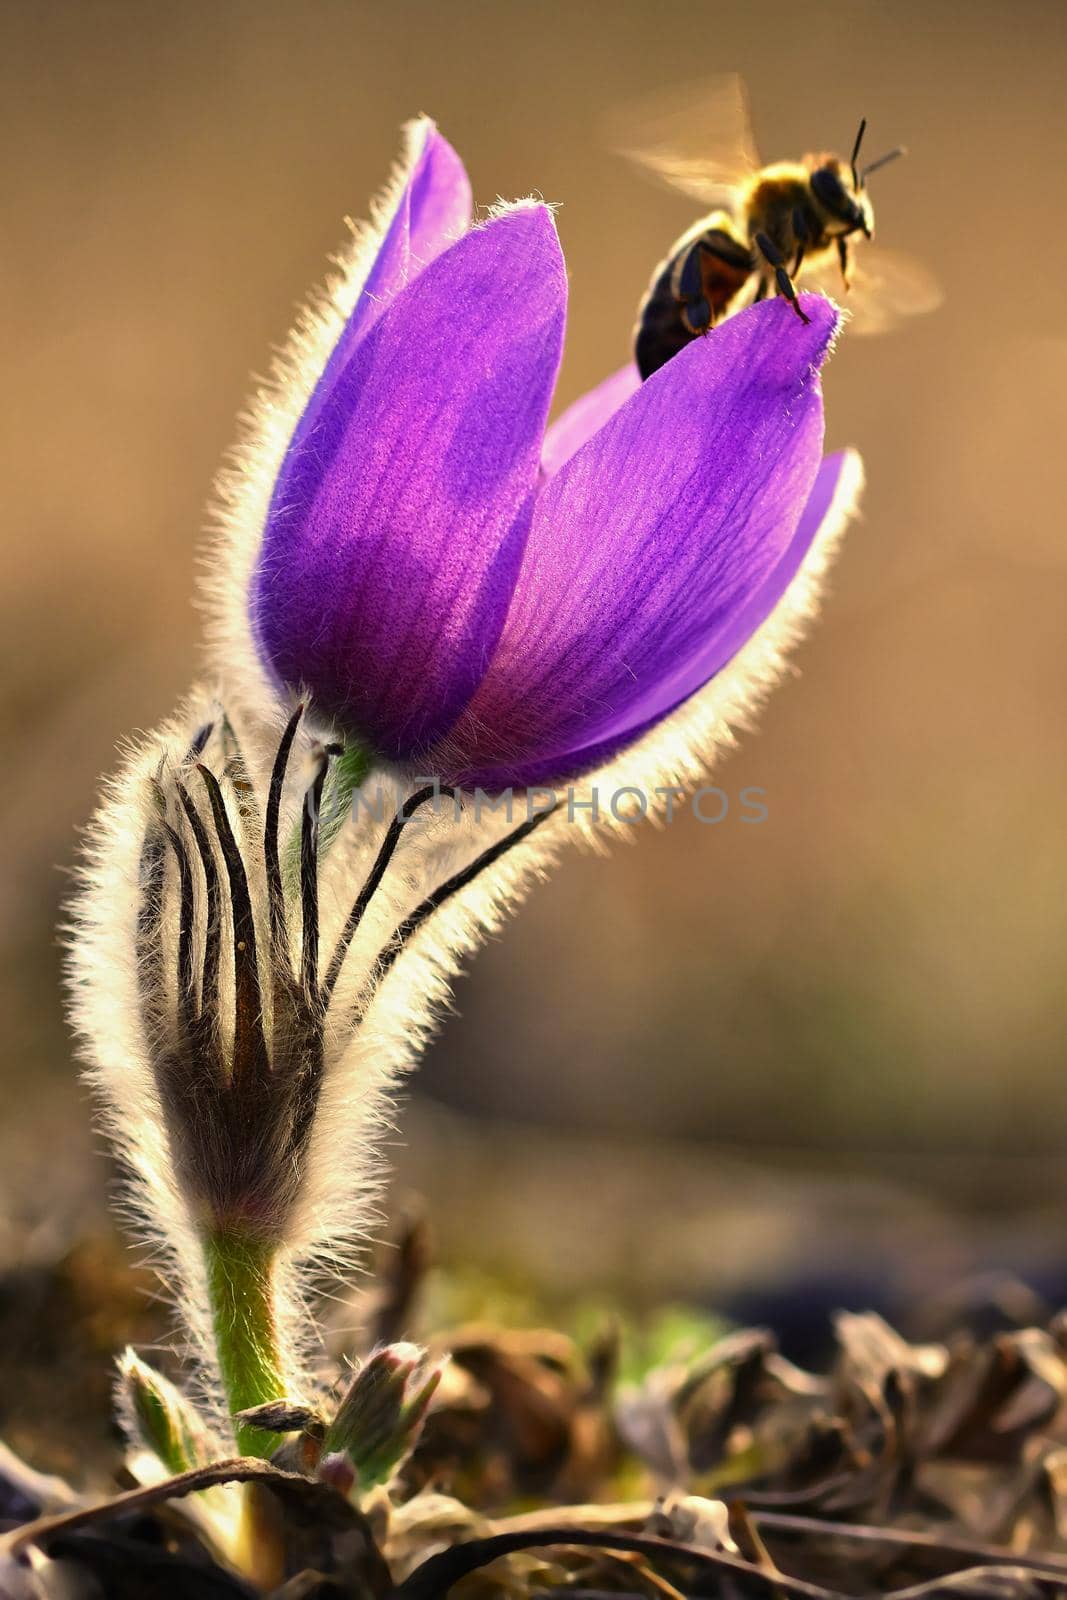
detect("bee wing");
top-left (603, 73), bottom-right (760, 207)
top-left (802, 247), bottom-right (944, 336)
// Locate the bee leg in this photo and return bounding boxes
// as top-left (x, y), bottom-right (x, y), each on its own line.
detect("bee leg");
top-left (681, 296), bottom-right (713, 336)
top-left (837, 235), bottom-right (853, 292)
top-left (672, 239), bottom-right (705, 303)
top-left (791, 207), bottom-right (809, 276)
top-left (672, 240), bottom-right (715, 337)
top-left (754, 231), bottom-right (811, 326)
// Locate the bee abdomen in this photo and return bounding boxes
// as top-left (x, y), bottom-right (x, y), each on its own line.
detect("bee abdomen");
top-left (635, 257), bottom-right (694, 381)
top-left (634, 225), bottom-right (754, 381)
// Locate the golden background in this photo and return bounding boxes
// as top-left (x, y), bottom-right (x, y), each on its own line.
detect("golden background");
top-left (2, 0), bottom-right (1067, 1431)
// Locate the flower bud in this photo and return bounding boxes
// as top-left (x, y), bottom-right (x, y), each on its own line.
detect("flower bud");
top-left (323, 1344), bottom-right (445, 1492)
top-left (117, 1349), bottom-right (214, 1477)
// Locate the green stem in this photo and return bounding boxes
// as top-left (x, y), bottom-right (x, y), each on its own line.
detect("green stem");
top-left (202, 1231), bottom-right (287, 1458)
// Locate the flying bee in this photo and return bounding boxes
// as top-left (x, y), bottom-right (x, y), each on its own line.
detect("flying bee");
top-left (608, 76), bottom-right (941, 379)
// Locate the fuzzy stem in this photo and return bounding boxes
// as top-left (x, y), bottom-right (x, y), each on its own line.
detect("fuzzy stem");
top-left (202, 1231), bottom-right (287, 1458)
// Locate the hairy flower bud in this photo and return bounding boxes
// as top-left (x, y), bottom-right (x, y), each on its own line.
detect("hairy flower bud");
top-left (67, 692), bottom-right (556, 1443)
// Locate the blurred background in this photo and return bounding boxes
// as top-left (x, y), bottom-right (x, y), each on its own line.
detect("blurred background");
top-left (3, 0), bottom-right (1067, 1467)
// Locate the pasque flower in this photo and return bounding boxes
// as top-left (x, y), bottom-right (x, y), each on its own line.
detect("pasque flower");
top-left (226, 121), bottom-right (862, 793)
top-left (67, 120), bottom-right (865, 1519)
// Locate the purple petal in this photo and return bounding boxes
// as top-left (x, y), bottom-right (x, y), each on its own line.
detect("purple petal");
top-left (356, 122), bottom-right (472, 343)
top-left (406, 127), bottom-right (472, 268)
top-left (541, 364), bottom-right (641, 477)
top-left (636, 446), bottom-right (854, 714)
top-left (442, 293), bottom-right (838, 787)
top-left (291, 125), bottom-right (471, 460)
top-left (252, 205), bottom-right (567, 758)
top-left (464, 448), bottom-right (856, 788)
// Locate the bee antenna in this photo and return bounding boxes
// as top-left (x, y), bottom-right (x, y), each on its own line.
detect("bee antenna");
top-left (861, 145), bottom-right (906, 183)
top-left (849, 117), bottom-right (867, 188)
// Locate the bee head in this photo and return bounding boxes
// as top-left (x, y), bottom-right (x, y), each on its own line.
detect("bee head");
top-left (812, 118), bottom-right (906, 239)
top-left (809, 159), bottom-right (873, 239)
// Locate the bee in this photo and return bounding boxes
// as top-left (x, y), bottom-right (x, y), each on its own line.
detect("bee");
top-left (608, 76), bottom-right (941, 379)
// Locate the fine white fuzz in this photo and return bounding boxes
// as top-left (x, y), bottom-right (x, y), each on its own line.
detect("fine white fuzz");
top-left (66, 693), bottom-right (220, 1393)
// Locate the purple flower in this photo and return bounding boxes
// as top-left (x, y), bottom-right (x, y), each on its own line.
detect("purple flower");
top-left (251, 124), bottom-right (858, 791)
